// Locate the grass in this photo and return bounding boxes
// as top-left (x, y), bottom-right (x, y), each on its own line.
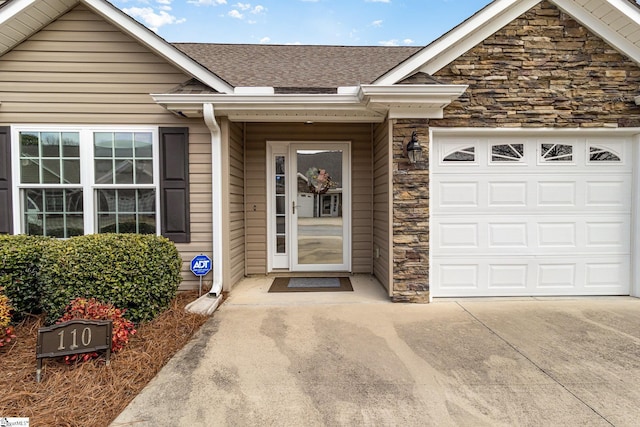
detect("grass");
top-left (0, 291), bottom-right (210, 426)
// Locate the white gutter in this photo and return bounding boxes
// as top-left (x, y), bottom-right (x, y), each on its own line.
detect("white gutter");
top-left (203, 103), bottom-right (224, 297)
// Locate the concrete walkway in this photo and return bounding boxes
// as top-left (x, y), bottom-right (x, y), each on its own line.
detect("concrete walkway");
top-left (112, 276), bottom-right (640, 426)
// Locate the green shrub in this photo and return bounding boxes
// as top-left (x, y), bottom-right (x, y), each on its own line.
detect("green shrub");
top-left (39, 234), bottom-right (182, 324)
top-left (0, 235), bottom-right (52, 319)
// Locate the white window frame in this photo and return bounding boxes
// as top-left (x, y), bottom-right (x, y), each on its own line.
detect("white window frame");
top-left (11, 125), bottom-right (160, 236)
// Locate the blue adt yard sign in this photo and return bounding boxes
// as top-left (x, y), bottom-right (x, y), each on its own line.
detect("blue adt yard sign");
top-left (190, 254), bottom-right (212, 276)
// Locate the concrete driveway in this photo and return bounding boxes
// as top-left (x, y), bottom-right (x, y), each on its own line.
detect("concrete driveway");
top-left (112, 277), bottom-right (640, 426)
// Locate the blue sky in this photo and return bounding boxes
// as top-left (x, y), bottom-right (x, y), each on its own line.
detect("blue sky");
top-left (111, 0), bottom-right (493, 46)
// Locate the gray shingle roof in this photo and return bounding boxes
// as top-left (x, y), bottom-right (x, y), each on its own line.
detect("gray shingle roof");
top-left (172, 43), bottom-right (422, 89)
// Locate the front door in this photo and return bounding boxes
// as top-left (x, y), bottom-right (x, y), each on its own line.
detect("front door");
top-left (267, 142), bottom-right (351, 272)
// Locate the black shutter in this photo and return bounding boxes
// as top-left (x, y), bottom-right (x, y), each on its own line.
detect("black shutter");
top-left (0, 127), bottom-right (12, 234)
top-left (159, 127), bottom-right (190, 243)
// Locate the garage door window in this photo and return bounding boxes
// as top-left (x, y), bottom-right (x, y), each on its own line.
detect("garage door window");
top-left (443, 146), bottom-right (475, 162)
top-left (491, 144), bottom-right (524, 162)
top-left (541, 143), bottom-right (573, 162)
top-left (589, 146), bottom-right (621, 162)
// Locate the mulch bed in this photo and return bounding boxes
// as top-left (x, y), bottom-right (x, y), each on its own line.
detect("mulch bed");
top-left (0, 291), bottom-right (213, 426)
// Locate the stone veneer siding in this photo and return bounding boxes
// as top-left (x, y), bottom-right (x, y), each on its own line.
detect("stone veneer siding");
top-left (391, 0), bottom-right (640, 302)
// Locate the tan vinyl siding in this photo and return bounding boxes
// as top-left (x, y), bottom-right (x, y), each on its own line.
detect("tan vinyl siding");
top-left (0, 5), bottom-right (212, 291)
top-left (223, 119), bottom-right (246, 287)
top-left (244, 122), bottom-right (373, 274)
top-left (372, 121), bottom-right (392, 292)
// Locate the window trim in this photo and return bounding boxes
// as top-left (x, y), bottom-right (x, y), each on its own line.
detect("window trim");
top-left (11, 125), bottom-right (160, 236)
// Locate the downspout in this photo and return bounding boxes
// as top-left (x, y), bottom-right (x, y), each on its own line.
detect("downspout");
top-left (203, 103), bottom-right (224, 297)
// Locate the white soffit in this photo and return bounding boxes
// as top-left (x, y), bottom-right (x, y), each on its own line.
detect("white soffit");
top-left (0, 0), bottom-right (78, 56)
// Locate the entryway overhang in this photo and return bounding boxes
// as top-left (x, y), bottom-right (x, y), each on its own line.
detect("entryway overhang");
top-left (151, 84), bottom-right (468, 122)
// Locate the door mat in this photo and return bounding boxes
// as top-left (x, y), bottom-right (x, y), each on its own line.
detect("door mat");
top-left (268, 277), bottom-right (353, 293)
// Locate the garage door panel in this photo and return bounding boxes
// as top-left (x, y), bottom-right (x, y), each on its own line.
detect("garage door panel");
top-left (488, 182), bottom-right (527, 206)
top-left (431, 134), bottom-right (632, 297)
top-left (537, 182), bottom-right (576, 206)
top-left (434, 215), bottom-right (629, 255)
top-left (585, 180), bottom-right (629, 207)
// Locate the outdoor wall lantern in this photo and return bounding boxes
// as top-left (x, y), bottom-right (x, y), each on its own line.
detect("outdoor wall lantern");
top-left (406, 131), bottom-right (423, 164)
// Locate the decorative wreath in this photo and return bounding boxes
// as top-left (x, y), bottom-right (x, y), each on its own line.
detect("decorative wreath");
top-left (305, 167), bottom-right (334, 194)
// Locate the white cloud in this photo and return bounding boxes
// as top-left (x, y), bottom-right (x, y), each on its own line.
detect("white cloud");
top-left (122, 7), bottom-right (185, 31)
top-left (403, 38), bottom-right (414, 45)
top-left (260, 36), bottom-right (271, 44)
top-left (236, 2), bottom-right (251, 10)
top-left (378, 39), bottom-right (398, 46)
top-left (371, 19), bottom-right (383, 27)
top-left (187, 0), bottom-right (227, 5)
top-left (252, 5), bottom-right (265, 14)
top-left (156, 0), bottom-right (171, 4)
top-left (228, 9), bottom-right (243, 18)
top-left (285, 41), bottom-right (302, 45)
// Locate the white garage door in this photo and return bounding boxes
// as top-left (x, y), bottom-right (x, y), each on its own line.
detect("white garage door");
top-left (431, 134), bottom-right (632, 297)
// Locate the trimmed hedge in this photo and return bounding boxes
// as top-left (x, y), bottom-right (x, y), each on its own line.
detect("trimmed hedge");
top-left (0, 235), bottom-right (51, 319)
top-left (39, 234), bottom-right (182, 324)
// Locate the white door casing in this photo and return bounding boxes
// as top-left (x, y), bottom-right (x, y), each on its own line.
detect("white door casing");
top-left (430, 131), bottom-right (633, 297)
top-left (266, 141), bottom-right (351, 272)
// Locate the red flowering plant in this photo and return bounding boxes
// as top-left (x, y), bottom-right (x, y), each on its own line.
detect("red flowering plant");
top-left (57, 297), bottom-right (136, 363)
top-left (0, 288), bottom-right (16, 349)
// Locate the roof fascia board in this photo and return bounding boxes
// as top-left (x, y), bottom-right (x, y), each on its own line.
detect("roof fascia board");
top-left (81, 0), bottom-right (234, 94)
top-left (0, 0), bottom-right (37, 26)
top-left (374, 0), bottom-right (541, 85)
top-left (550, 0), bottom-right (640, 64)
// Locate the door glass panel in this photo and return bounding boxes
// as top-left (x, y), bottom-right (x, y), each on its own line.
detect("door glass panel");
top-left (296, 149), bottom-right (343, 265)
top-left (274, 156), bottom-right (286, 254)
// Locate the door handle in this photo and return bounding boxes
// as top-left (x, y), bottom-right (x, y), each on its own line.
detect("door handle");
top-left (292, 201), bottom-right (296, 214)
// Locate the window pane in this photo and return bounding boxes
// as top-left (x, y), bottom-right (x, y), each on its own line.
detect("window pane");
top-left (25, 214), bottom-right (43, 236)
top-left (45, 214), bottom-right (65, 238)
top-left (63, 159), bottom-right (81, 184)
top-left (45, 190), bottom-right (64, 212)
top-left (97, 189), bottom-right (116, 212)
top-left (62, 132), bottom-right (80, 157)
top-left (114, 160), bottom-right (134, 184)
top-left (276, 176), bottom-right (285, 194)
top-left (276, 236), bottom-right (286, 254)
top-left (20, 132), bottom-right (39, 157)
top-left (135, 160), bottom-right (153, 184)
top-left (66, 215), bottom-right (84, 237)
top-left (276, 196), bottom-right (285, 215)
top-left (275, 156), bottom-right (285, 175)
top-left (138, 189), bottom-right (156, 212)
top-left (21, 160), bottom-right (39, 184)
top-left (118, 189), bottom-right (136, 212)
top-left (95, 159), bottom-right (113, 184)
top-left (66, 189), bottom-right (83, 212)
top-left (444, 147), bottom-right (475, 162)
top-left (134, 133), bottom-right (153, 157)
top-left (94, 133), bottom-right (113, 157)
top-left (42, 159), bottom-right (61, 184)
top-left (41, 132), bottom-right (60, 157)
top-left (114, 133), bottom-right (134, 158)
top-left (98, 213), bottom-right (116, 233)
top-left (276, 216), bottom-right (285, 234)
top-left (138, 214), bottom-right (156, 234)
top-left (118, 214), bottom-right (136, 233)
